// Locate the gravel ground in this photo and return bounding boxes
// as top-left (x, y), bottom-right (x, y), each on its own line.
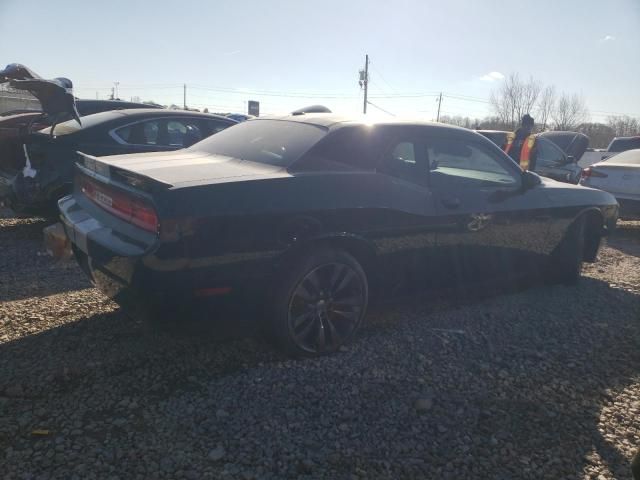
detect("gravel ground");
top-left (1, 216), bottom-right (639, 479)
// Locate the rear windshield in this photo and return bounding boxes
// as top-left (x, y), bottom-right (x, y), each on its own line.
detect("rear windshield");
top-left (608, 137), bottom-right (640, 152)
top-left (188, 119), bottom-right (327, 167)
top-left (604, 149), bottom-right (640, 165)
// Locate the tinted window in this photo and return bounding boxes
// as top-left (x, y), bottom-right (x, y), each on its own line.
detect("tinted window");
top-left (536, 138), bottom-right (565, 166)
top-left (167, 119), bottom-right (203, 147)
top-left (428, 138), bottom-right (518, 186)
top-left (190, 119), bottom-right (326, 167)
top-left (205, 120), bottom-right (231, 135)
top-left (604, 149), bottom-right (640, 164)
top-left (294, 126), bottom-right (377, 172)
top-left (391, 142), bottom-right (416, 164)
top-left (608, 138), bottom-right (640, 152)
top-left (380, 139), bottom-right (422, 183)
top-left (115, 120), bottom-right (161, 145)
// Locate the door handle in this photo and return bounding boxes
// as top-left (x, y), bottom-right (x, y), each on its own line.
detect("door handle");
top-left (441, 196), bottom-right (461, 209)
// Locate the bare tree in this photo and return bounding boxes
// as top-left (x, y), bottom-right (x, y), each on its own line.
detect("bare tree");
top-left (489, 73), bottom-right (541, 129)
top-left (536, 85), bottom-right (556, 131)
top-left (606, 115), bottom-right (640, 137)
top-left (552, 93), bottom-right (589, 130)
top-left (577, 122), bottom-right (615, 149)
top-left (438, 115), bottom-right (478, 129)
top-left (478, 116), bottom-right (512, 131)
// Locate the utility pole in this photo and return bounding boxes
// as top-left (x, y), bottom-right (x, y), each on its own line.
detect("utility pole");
top-left (358, 54), bottom-right (369, 114)
top-left (183, 84), bottom-right (187, 110)
top-left (436, 92), bottom-right (442, 122)
top-left (114, 82), bottom-right (119, 100)
top-left (363, 54), bottom-right (369, 114)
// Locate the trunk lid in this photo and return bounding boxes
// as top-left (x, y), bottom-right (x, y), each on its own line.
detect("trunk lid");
top-left (0, 63), bottom-right (81, 127)
top-left (79, 149), bottom-right (291, 189)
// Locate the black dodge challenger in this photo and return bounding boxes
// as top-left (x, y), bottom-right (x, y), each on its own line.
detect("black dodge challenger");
top-left (58, 114), bottom-right (618, 356)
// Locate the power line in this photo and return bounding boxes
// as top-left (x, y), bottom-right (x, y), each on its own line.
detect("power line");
top-left (369, 62), bottom-right (399, 94)
top-left (366, 100), bottom-right (395, 117)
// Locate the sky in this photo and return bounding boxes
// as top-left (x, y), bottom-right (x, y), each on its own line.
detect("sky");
top-left (1, 0), bottom-right (639, 122)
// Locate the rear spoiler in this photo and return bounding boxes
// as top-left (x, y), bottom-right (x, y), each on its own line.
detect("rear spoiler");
top-left (76, 151), bottom-right (173, 190)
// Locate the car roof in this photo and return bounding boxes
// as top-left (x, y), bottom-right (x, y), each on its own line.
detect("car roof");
top-left (82, 108), bottom-right (236, 126)
top-left (251, 113), bottom-right (472, 133)
top-left (110, 108), bottom-right (233, 119)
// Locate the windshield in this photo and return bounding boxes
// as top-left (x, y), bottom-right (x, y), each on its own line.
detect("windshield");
top-left (188, 119), bottom-right (326, 167)
top-left (608, 137), bottom-right (640, 152)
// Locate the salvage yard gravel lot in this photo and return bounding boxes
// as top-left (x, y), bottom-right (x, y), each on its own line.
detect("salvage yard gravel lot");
top-left (1, 216), bottom-right (639, 479)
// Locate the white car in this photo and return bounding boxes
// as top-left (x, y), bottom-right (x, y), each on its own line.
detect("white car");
top-left (580, 149), bottom-right (640, 220)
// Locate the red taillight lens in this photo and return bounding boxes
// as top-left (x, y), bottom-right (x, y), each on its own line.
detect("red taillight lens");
top-left (79, 175), bottom-right (158, 233)
top-left (581, 167), bottom-right (608, 179)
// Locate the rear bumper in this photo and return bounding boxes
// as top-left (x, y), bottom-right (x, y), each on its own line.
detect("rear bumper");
top-left (59, 194), bottom-right (272, 321)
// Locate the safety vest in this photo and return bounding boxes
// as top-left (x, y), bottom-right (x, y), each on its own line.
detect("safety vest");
top-left (503, 133), bottom-right (535, 170)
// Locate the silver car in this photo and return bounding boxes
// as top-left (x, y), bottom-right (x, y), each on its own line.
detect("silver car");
top-left (580, 149), bottom-right (640, 220)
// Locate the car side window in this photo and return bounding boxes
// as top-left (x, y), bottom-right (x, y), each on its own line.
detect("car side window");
top-left (114, 120), bottom-right (162, 146)
top-left (166, 119), bottom-right (203, 147)
top-left (428, 137), bottom-right (519, 187)
top-left (536, 138), bottom-right (564, 166)
top-left (391, 142), bottom-right (416, 164)
top-left (206, 120), bottom-right (230, 135)
top-left (381, 140), bottom-right (424, 184)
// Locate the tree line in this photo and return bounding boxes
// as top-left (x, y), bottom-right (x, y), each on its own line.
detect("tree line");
top-left (438, 73), bottom-right (639, 149)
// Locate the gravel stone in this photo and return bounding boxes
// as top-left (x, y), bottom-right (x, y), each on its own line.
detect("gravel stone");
top-left (414, 398), bottom-right (434, 413)
top-left (208, 446), bottom-right (226, 462)
top-left (1, 217), bottom-right (639, 479)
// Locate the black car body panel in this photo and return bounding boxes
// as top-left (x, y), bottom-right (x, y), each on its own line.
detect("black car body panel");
top-left (59, 115), bottom-right (618, 325)
top-left (0, 109), bottom-right (236, 212)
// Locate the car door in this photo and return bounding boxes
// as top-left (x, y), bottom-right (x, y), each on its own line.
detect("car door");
top-left (373, 130), bottom-right (442, 290)
top-left (425, 133), bottom-right (555, 284)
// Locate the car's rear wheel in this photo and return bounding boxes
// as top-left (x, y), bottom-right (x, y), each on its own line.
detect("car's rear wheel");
top-left (545, 215), bottom-right (585, 285)
top-left (273, 248), bottom-right (368, 357)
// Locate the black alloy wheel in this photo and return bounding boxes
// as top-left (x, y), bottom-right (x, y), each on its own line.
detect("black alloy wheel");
top-left (274, 249), bottom-right (368, 356)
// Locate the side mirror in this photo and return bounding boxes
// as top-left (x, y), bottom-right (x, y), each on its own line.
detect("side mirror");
top-left (522, 170), bottom-right (542, 190)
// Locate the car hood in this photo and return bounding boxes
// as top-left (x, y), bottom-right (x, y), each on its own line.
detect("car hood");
top-left (82, 150), bottom-right (292, 188)
top-left (540, 176), bottom-right (617, 206)
top-left (0, 63), bottom-right (80, 125)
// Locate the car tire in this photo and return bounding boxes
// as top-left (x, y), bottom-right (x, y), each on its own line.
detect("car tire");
top-left (272, 248), bottom-right (368, 357)
top-left (545, 215), bottom-right (585, 285)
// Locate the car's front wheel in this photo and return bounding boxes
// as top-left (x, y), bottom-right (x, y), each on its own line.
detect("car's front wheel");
top-left (273, 248), bottom-right (368, 357)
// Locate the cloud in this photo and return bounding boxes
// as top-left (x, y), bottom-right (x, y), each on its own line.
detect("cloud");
top-left (480, 71), bottom-right (505, 82)
top-left (599, 35), bottom-right (615, 42)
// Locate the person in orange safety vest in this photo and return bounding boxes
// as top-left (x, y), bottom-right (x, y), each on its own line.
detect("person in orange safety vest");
top-left (503, 114), bottom-right (537, 171)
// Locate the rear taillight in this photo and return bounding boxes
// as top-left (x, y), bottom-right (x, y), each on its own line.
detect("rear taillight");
top-left (79, 175), bottom-right (159, 233)
top-left (581, 167), bottom-right (608, 179)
